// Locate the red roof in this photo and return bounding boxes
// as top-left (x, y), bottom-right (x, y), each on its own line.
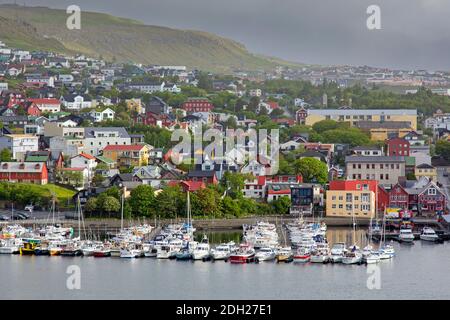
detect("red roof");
top-left (27, 98), bottom-right (60, 105)
top-left (103, 145), bottom-right (146, 152)
top-left (78, 152), bottom-right (95, 160)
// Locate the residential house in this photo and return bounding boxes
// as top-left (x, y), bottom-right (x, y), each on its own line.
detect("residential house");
top-left (181, 97), bottom-right (214, 113)
top-left (352, 146), bottom-right (384, 156)
top-left (0, 162), bottom-right (48, 184)
top-left (27, 98), bottom-right (61, 113)
top-left (290, 184), bottom-right (324, 216)
top-left (102, 144), bottom-right (151, 167)
top-left (414, 163), bottom-right (437, 182)
top-left (70, 153), bottom-right (98, 177)
top-left (88, 107), bottom-right (115, 122)
top-left (60, 94), bottom-right (93, 110)
top-left (386, 137), bottom-right (410, 156)
top-left (186, 170), bottom-right (218, 185)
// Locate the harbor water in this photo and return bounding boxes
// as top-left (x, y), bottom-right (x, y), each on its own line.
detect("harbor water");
top-left (0, 228), bottom-right (449, 300)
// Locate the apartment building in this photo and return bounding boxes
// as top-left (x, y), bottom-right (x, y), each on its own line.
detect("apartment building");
top-left (84, 127), bottom-right (131, 156)
top-left (326, 180), bottom-right (377, 219)
top-left (345, 156), bottom-right (405, 185)
top-left (0, 134), bottom-right (39, 160)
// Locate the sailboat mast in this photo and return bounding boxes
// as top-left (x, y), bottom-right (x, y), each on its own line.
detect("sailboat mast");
top-left (120, 191), bottom-right (124, 231)
top-left (77, 195), bottom-right (81, 239)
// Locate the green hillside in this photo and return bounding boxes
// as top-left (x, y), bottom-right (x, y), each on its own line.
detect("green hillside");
top-left (0, 4), bottom-right (302, 72)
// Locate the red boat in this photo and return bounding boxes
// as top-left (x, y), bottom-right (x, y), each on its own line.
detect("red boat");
top-left (93, 248), bottom-right (111, 257)
top-left (293, 248), bottom-right (311, 263)
top-left (229, 244), bottom-right (256, 264)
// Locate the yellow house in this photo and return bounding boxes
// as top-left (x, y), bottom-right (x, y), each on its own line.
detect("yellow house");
top-left (414, 164), bottom-right (437, 182)
top-left (126, 98), bottom-right (143, 114)
top-left (366, 126), bottom-right (413, 141)
top-left (305, 109), bottom-right (417, 131)
top-left (102, 144), bottom-right (150, 167)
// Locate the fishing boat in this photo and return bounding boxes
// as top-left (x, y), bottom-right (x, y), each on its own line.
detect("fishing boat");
top-left (420, 227), bottom-right (439, 242)
top-left (229, 244), bottom-right (256, 264)
top-left (293, 247), bottom-right (311, 263)
top-left (192, 243), bottom-right (210, 261)
top-left (398, 228), bottom-right (415, 243)
top-left (255, 247), bottom-right (276, 262)
top-left (93, 246), bottom-right (111, 257)
top-left (210, 242), bottom-right (236, 261)
top-left (61, 243), bottom-right (83, 256)
top-left (329, 243), bottom-right (347, 263)
top-left (275, 247), bottom-right (293, 263)
top-left (20, 240), bottom-right (39, 255)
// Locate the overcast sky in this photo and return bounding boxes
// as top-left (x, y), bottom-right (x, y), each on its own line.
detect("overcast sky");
top-left (3, 0), bottom-right (450, 70)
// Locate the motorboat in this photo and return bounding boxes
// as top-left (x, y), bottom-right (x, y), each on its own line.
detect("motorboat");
top-left (93, 246), bottom-right (111, 257)
top-left (329, 242), bottom-right (347, 263)
top-left (211, 242), bottom-right (236, 261)
top-left (379, 244), bottom-right (395, 259)
top-left (120, 247), bottom-right (141, 258)
top-left (293, 247), bottom-right (311, 263)
top-left (0, 239), bottom-right (21, 254)
top-left (192, 243), bottom-right (211, 261)
top-left (255, 247), bottom-right (276, 262)
top-left (175, 247), bottom-right (192, 260)
top-left (398, 228), bottom-right (415, 243)
top-left (275, 247), bottom-right (293, 263)
top-left (310, 242), bottom-right (330, 264)
top-left (420, 227), bottom-right (439, 242)
top-left (229, 244), bottom-right (256, 264)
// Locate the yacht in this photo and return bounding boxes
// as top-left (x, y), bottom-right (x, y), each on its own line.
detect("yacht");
top-left (0, 239), bottom-right (20, 254)
top-left (310, 242), bottom-right (330, 264)
top-left (420, 227), bottom-right (439, 242)
top-left (192, 243), bottom-right (211, 261)
top-left (379, 244), bottom-right (395, 260)
top-left (120, 247), bottom-right (141, 258)
top-left (255, 247), bottom-right (276, 262)
top-left (398, 228), bottom-right (415, 243)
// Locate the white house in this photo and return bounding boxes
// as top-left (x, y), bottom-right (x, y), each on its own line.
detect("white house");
top-left (60, 94), bottom-right (93, 110)
top-left (27, 98), bottom-right (61, 113)
top-left (0, 134), bottom-right (39, 160)
top-left (83, 127), bottom-right (131, 156)
top-left (70, 153), bottom-right (98, 175)
top-left (89, 108), bottom-right (115, 122)
top-left (0, 82), bottom-right (8, 93)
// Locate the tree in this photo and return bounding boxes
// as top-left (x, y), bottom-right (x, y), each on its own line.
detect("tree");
top-left (436, 140), bottom-right (450, 160)
top-left (320, 128), bottom-right (370, 147)
top-left (293, 157), bottom-right (328, 184)
top-left (192, 187), bottom-right (222, 217)
top-left (129, 185), bottom-right (155, 217)
top-left (0, 148), bottom-right (12, 162)
top-left (221, 172), bottom-right (252, 199)
top-left (92, 174), bottom-right (105, 187)
top-left (100, 196), bottom-right (120, 214)
top-left (220, 196), bottom-right (242, 218)
top-left (312, 120), bottom-right (346, 133)
top-left (271, 196), bottom-right (291, 214)
top-left (153, 186), bottom-right (185, 219)
top-left (84, 197), bottom-right (98, 213)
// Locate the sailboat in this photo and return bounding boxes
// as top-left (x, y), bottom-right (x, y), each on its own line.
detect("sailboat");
top-left (362, 216), bottom-right (380, 264)
top-left (342, 203), bottom-right (363, 265)
top-left (378, 210), bottom-right (395, 260)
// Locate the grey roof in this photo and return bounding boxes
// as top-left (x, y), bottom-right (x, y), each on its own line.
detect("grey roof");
top-left (416, 163), bottom-right (434, 169)
top-left (187, 170), bottom-right (216, 178)
top-left (84, 127), bottom-right (130, 138)
top-left (308, 109), bottom-right (417, 116)
top-left (356, 121), bottom-right (412, 129)
top-left (352, 146), bottom-right (382, 151)
top-left (345, 155), bottom-right (405, 163)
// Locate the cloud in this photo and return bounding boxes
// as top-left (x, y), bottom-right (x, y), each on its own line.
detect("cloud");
top-left (1, 0), bottom-right (449, 70)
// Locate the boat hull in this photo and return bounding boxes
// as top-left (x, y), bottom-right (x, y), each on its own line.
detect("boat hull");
top-left (293, 255), bottom-right (311, 263)
top-left (229, 254), bottom-right (255, 264)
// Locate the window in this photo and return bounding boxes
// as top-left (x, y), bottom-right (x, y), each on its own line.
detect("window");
top-left (380, 174), bottom-right (384, 180)
top-left (332, 204), bottom-right (336, 209)
top-left (332, 196), bottom-right (336, 200)
top-left (346, 204), bottom-right (352, 210)
top-left (339, 204), bottom-right (343, 209)
top-left (428, 188), bottom-right (437, 195)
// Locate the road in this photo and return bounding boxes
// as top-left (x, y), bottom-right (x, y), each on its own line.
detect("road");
top-left (0, 209), bottom-right (74, 221)
top-left (437, 166), bottom-right (450, 211)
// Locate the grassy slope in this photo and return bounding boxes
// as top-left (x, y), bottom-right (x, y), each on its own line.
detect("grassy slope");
top-left (0, 4), bottom-right (302, 72)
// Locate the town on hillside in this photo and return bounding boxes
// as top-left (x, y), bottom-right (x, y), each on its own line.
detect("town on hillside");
top-left (0, 39), bottom-right (450, 225)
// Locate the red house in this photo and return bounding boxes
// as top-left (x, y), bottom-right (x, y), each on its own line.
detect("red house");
top-left (296, 107), bottom-right (308, 124)
top-left (387, 137), bottom-right (410, 156)
top-left (25, 102), bottom-right (42, 116)
top-left (134, 112), bottom-right (174, 127)
top-left (388, 183), bottom-right (409, 210)
top-left (181, 98), bottom-right (214, 113)
top-left (0, 162), bottom-right (48, 184)
top-left (186, 170), bottom-right (218, 185)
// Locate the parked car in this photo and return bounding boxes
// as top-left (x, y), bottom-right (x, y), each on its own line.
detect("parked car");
top-left (20, 212), bottom-right (31, 219)
top-left (24, 205), bottom-right (34, 212)
top-left (0, 215), bottom-right (10, 221)
top-left (11, 214), bottom-right (26, 220)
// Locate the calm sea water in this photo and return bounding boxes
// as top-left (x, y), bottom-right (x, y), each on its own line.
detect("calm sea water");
top-left (1, 228), bottom-right (449, 300)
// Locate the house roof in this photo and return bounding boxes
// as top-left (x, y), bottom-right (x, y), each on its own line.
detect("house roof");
top-left (345, 155), bottom-right (405, 163)
top-left (84, 127), bottom-right (130, 138)
top-left (75, 152), bottom-right (96, 160)
top-left (416, 163), bottom-right (435, 169)
top-left (95, 155), bottom-right (115, 164)
top-left (103, 144), bottom-right (146, 152)
top-left (187, 170), bottom-right (216, 178)
top-left (0, 162), bottom-right (46, 173)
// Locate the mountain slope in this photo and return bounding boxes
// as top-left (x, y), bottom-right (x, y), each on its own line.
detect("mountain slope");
top-left (0, 4), bottom-right (301, 72)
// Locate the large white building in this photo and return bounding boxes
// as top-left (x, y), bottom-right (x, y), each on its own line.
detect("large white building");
top-left (83, 127), bottom-right (131, 156)
top-left (0, 134), bottom-right (39, 160)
